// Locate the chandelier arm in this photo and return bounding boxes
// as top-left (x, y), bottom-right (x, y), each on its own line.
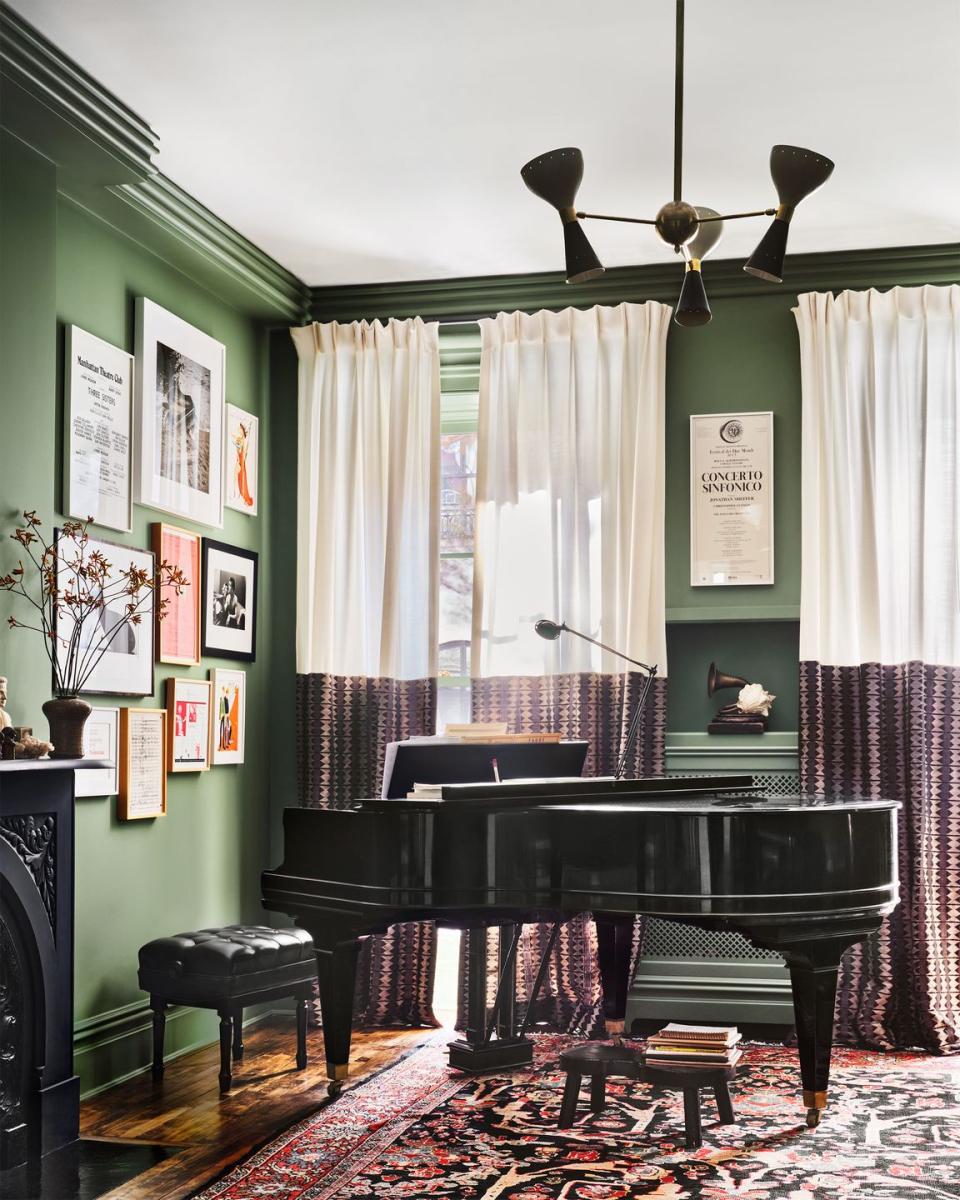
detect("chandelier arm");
top-left (575, 211), bottom-right (658, 226)
top-left (674, 0), bottom-right (684, 202)
top-left (698, 208), bottom-right (777, 222)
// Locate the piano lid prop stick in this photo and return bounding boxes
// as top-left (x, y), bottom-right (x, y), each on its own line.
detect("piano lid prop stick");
top-left (492, 757), bottom-right (501, 783)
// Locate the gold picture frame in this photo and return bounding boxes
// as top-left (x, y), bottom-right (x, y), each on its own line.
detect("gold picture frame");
top-left (165, 678), bottom-right (213, 773)
top-left (118, 707), bottom-right (167, 821)
top-left (152, 523), bottom-right (201, 665)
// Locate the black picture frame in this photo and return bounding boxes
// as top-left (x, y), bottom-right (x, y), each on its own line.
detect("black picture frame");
top-left (200, 538), bottom-right (258, 662)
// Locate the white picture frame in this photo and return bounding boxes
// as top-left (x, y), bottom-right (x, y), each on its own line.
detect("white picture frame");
top-left (75, 706), bottom-right (119, 797)
top-left (209, 668), bottom-right (246, 765)
top-left (690, 411), bottom-right (774, 587)
top-left (64, 326), bottom-right (134, 533)
top-left (224, 404), bottom-right (259, 516)
top-left (53, 530), bottom-right (155, 697)
top-left (166, 677), bottom-right (212, 773)
top-left (134, 298), bottom-right (225, 528)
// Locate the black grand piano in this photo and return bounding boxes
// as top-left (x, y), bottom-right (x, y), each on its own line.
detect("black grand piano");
top-left (262, 774), bottom-right (899, 1127)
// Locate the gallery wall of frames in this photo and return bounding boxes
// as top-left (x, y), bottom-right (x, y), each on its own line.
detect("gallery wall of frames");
top-left (61, 300), bottom-right (257, 819)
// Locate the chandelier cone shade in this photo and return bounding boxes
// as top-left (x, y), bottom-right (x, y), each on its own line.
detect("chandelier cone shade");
top-left (521, 147), bottom-right (605, 283)
top-left (674, 208), bottom-right (723, 328)
top-left (744, 145), bottom-right (835, 282)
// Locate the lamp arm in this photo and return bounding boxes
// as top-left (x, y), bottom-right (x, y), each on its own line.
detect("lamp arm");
top-left (614, 667), bottom-right (657, 780)
top-left (552, 622), bottom-right (656, 675)
top-left (576, 211), bottom-right (658, 226)
top-left (697, 208), bottom-right (776, 222)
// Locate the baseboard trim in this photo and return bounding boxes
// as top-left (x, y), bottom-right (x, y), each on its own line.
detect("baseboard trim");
top-left (75, 1004), bottom-right (289, 1101)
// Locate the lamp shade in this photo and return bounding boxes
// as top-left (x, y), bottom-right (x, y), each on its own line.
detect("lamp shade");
top-left (675, 266), bottom-right (712, 327)
top-left (745, 146), bottom-right (834, 282)
top-left (687, 206), bottom-right (723, 261)
top-left (769, 144), bottom-right (834, 208)
top-left (743, 215), bottom-right (790, 283)
top-left (563, 220), bottom-right (604, 283)
top-left (521, 147), bottom-right (585, 209)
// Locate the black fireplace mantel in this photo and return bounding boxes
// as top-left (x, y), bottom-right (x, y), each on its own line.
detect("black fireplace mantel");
top-left (0, 758), bottom-right (108, 1170)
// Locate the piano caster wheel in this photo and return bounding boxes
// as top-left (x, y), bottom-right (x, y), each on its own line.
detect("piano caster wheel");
top-left (327, 1079), bottom-right (344, 1099)
top-left (806, 1107), bottom-right (822, 1128)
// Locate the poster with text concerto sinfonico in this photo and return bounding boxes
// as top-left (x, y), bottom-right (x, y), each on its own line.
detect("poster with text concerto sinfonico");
top-left (690, 412), bottom-right (774, 586)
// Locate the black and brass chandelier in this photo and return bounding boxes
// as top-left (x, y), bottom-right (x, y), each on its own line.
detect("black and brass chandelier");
top-left (520, 0), bottom-right (834, 327)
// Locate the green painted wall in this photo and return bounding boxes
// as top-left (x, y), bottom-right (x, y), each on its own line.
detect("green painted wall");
top-left (0, 131), bottom-right (277, 1095)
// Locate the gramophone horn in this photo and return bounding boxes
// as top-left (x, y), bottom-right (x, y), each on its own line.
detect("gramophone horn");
top-left (707, 662), bottom-right (751, 697)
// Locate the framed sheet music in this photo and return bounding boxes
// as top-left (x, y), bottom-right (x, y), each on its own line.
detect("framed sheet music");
top-left (118, 707), bottom-right (167, 820)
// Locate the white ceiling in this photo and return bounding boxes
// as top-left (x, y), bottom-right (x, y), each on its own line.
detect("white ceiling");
top-left (12, 0), bottom-right (960, 286)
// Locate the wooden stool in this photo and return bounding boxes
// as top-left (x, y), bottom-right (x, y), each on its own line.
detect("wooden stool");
top-left (640, 1061), bottom-right (737, 1149)
top-left (557, 1042), bottom-right (643, 1128)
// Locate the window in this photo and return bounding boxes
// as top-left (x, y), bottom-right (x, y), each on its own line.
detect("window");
top-left (437, 389), bottom-right (478, 731)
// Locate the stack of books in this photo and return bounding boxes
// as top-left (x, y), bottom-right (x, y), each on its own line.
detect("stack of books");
top-left (643, 1023), bottom-right (742, 1068)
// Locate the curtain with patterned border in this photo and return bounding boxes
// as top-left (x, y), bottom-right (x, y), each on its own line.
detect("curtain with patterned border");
top-left (292, 318), bottom-right (441, 1029)
top-left (458, 303), bottom-right (671, 1035)
top-left (795, 287), bottom-right (960, 1054)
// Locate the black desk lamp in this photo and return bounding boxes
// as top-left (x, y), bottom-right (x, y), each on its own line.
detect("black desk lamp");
top-left (534, 619), bottom-right (658, 780)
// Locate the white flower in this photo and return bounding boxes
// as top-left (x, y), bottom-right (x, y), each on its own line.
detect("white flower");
top-left (737, 682), bottom-right (775, 717)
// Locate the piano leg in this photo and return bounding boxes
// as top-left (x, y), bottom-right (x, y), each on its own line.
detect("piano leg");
top-left (595, 914), bottom-right (635, 1036)
top-left (314, 938), bottom-right (361, 1098)
top-left (785, 952), bottom-right (841, 1128)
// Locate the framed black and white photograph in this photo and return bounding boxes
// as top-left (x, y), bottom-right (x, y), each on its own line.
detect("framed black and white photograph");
top-left (134, 297), bottom-right (225, 528)
top-left (64, 326), bottom-right (134, 532)
top-left (53, 531), bottom-right (155, 697)
top-left (201, 539), bottom-right (258, 661)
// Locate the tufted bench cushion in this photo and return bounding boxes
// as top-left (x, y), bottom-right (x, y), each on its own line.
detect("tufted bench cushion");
top-left (138, 924), bottom-right (317, 1093)
top-left (139, 924), bottom-right (314, 978)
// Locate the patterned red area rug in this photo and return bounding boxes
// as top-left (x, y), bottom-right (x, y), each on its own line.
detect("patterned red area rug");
top-left (195, 1035), bottom-right (960, 1199)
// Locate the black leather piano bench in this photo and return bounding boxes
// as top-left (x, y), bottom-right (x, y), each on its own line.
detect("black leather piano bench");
top-left (558, 1044), bottom-right (737, 1150)
top-left (138, 924), bottom-right (317, 1094)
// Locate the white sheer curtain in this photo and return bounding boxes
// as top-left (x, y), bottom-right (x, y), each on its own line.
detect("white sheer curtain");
top-left (796, 285), bottom-right (960, 666)
top-left (292, 317), bottom-right (440, 680)
top-left (472, 303), bottom-right (670, 679)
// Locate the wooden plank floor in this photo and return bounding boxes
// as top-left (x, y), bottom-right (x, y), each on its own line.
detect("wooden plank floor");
top-left (82, 1016), bottom-right (431, 1200)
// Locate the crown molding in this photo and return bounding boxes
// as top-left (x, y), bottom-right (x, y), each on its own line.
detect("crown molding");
top-left (1, 2), bottom-right (309, 322)
top-left (0, 2), bottom-right (157, 184)
top-left (310, 243), bottom-right (960, 324)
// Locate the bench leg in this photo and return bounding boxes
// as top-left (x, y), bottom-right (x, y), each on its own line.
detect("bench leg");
top-left (296, 988), bottom-right (308, 1070)
top-left (218, 1010), bottom-right (233, 1093)
top-left (682, 1086), bottom-right (702, 1150)
top-left (232, 1007), bottom-right (244, 1061)
top-left (713, 1080), bottom-right (735, 1124)
top-left (558, 1072), bottom-right (581, 1129)
top-left (150, 997), bottom-right (166, 1081)
top-left (590, 1074), bottom-right (605, 1113)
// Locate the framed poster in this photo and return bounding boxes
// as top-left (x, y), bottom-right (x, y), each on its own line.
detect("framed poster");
top-left (64, 326), bottom-right (134, 532)
top-left (225, 404), bottom-right (259, 516)
top-left (152, 523), bottom-right (200, 665)
top-left (118, 707), bottom-right (167, 820)
top-left (53, 530), bottom-right (155, 697)
top-left (201, 539), bottom-right (258, 662)
top-left (134, 298), bottom-right (225, 528)
top-left (75, 706), bottom-right (119, 797)
top-left (210, 667), bottom-right (246, 765)
top-left (690, 412), bottom-right (774, 587)
top-left (166, 677), bottom-right (212, 773)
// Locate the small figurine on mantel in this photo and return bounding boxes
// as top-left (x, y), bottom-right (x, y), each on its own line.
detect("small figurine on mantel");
top-left (706, 663), bottom-right (775, 734)
top-left (0, 677), bottom-right (54, 759)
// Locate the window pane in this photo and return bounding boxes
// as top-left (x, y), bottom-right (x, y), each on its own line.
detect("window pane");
top-left (441, 431), bottom-right (477, 553)
top-left (439, 557), bottom-right (472, 677)
top-left (437, 684), bottom-right (471, 733)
